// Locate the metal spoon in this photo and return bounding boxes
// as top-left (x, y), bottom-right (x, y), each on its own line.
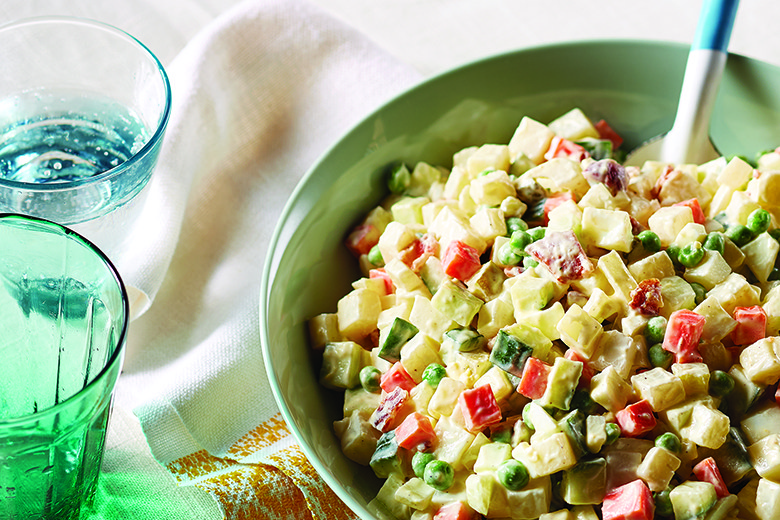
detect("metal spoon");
top-left (625, 0), bottom-right (740, 166)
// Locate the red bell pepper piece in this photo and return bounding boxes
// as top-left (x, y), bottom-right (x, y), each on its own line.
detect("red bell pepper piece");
top-left (380, 362), bottom-right (416, 393)
top-left (662, 310), bottom-right (706, 364)
top-left (394, 412), bottom-right (437, 452)
top-left (673, 198), bottom-right (706, 225)
top-left (370, 387), bottom-right (409, 433)
top-left (732, 305), bottom-right (767, 345)
top-left (544, 136), bottom-right (589, 162)
top-left (369, 268), bottom-right (394, 295)
top-left (693, 457), bottom-right (729, 499)
top-left (433, 502), bottom-right (474, 520)
top-left (458, 384), bottom-right (502, 433)
top-left (615, 400), bottom-right (656, 438)
top-left (345, 223), bottom-right (380, 257)
top-left (595, 119), bottom-right (624, 150)
top-left (441, 240), bottom-right (481, 282)
top-left (516, 357), bottom-right (551, 399)
top-left (602, 479), bottom-right (655, 520)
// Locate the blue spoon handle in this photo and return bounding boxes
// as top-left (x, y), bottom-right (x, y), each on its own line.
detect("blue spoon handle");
top-left (693, 0), bottom-right (740, 52)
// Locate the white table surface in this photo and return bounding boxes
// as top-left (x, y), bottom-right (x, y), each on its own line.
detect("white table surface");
top-left (3, 0), bottom-right (780, 518)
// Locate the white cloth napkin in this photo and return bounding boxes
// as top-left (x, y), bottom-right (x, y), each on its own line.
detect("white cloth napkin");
top-left (108, 0), bottom-right (420, 516)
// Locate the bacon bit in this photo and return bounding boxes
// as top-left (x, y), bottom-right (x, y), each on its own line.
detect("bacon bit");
top-left (411, 234), bottom-right (440, 272)
top-left (503, 266), bottom-right (524, 278)
top-left (370, 387), bottom-right (409, 433)
top-left (651, 165), bottom-right (676, 199)
top-left (629, 278), bottom-right (663, 316)
top-left (525, 230), bottom-right (594, 283)
top-left (630, 216), bottom-right (645, 235)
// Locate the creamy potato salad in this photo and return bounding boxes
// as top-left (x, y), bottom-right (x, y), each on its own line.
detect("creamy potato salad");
top-left (309, 108), bottom-right (780, 520)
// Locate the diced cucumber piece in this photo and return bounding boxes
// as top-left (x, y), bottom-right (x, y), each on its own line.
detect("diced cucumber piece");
top-left (669, 480), bottom-right (717, 520)
top-left (539, 356), bottom-right (583, 410)
top-left (378, 317), bottom-right (419, 363)
top-left (561, 457), bottom-right (607, 505)
top-left (444, 327), bottom-right (485, 353)
top-left (370, 430), bottom-right (402, 478)
top-left (489, 329), bottom-right (533, 377)
top-left (558, 409), bottom-right (588, 458)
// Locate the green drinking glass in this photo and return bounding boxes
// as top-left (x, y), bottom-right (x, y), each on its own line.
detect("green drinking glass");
top-left (0, 213), bottom-right (128, 519)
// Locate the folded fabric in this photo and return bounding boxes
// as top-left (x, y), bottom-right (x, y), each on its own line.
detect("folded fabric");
top-left (111, 0), bottom-right (421, 517)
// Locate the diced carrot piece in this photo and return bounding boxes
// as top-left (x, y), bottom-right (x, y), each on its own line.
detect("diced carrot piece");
top-left (543, 192), bottom-right (575, 225)
top-left (395, 412), bottom-right (436, 452)
top-left (441, 240), bottom-right (481, 282)
top-left (544, 136), bottom-right (589, 162)
top-left (595, 119), bottom-right (624, 150)
top-left (663, 310), bottom-right (705, 364)
top-left (565, 348), bottom-right (594, 387)
top-left (732, 306), bottom-right (767, 345)
top-left (345, 223), bottom-right (380, 257)
top-left (602, 479), bottom-right (654, 520)
top-left (433, 502), bottom-right (474, 520)
top-left (517, 357), bottom-right (551, 399)
top-left (459, 385), bottom-right (502, 433)
top-left (380, 362), bottom-right (416, 393)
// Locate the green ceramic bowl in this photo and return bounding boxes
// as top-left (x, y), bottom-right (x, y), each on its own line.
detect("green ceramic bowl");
top-left (260, 40), bottom-right (780, 518)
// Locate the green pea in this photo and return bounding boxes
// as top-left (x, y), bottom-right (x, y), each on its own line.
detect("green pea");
top-left (359, 366), bottom-right (382, 393)
top-left (498, 242), bottom-right (522, 266)
top-left (510, 230), bottom-right (533, 251)
top-left (527, 227), bottom-right (546, 242)
top-left (638, 230), bottom-right (662, 253)
top-left (726, 224), bottom-right (753, 247)
top-left (422, 363), bottom-right (447, 388)
top-left (424, 460), bottom-right (454, 491)
top-left (605, 422), bottom-right (621, 445)
top-left (523, 256), bottom-right (539, 269)
top-left (645, 316), bottom-right (668, 345)
top-left (709, 370), bottom-right (735, 398)
top-left (665, 243), bottom-right (682, 267)
top-left (497, 459), bottom-right (529, 491)
top-left (506, 217), bottom-right (528, 235)
top-left (713, 211), bottom-right (729, 228)
top-left (367, 245), bottom-right (384, 266)
top-left (387, 163), bottom-right (410, 194)
top-left (655, 432), bottom-right (681, 453)
top-left (522, 403), bottom-right (535, 431)
top-left (690, 282), bottom-right (706, 305)
top-left (702, 232), bottom-right (725, 257)
top-left (648, 344), bottom-right (674, 370)
top-left (678, 242), bottom-right (705, 268)
top-left (411, 451), bottom-right (435, 479)
top-left (654, 488), bottom-right (675, 517)
top-left (747, 208), bottom-right (771, 235)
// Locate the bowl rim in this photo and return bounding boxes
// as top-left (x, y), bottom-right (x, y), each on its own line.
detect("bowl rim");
top-left (260, 37), bottom-right (716, 517)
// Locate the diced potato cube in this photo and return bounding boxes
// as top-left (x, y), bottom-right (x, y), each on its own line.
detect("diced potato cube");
top-left (442, 165), bottom-right (472, 200)
top-left (395, 477), bottom-right (435, 510)
top-left (475, 366), bottom-right (514, 402)
top-left (718, 156), bottom-right (754, 190)
top-left (757, 478), bottom-right (780, 520)
top-left (466, 144), bottom-right (511, 177)
top-left (754, 171), bottom-right (780, 210)
top-left (598, 250), bottom-right (638, 303)
top-left (433, 414), bottom-right (476, 468)
top-left (658, 169), bottom-right (711, 207)
top-left (741, 337), bottom-right (780, 385)
top-left (401, 333), bottom-right (442, 383)
top-left (408, 295), bottom-right (455, 342)
top-left (523, 158), bottom-right (590, 198)
top-left (368, 473), bottom-right (410, 520)
top-left (547, 200), bottom-right (583, 236)
top-left (648, 205), bottom-right (694, 247)
top-left (524, 401), bottom-right (561, 441)
top-left (410, 381), bottom-right (435, 413)
top-left (461, 431), bottom-right (490, 471)
top-left (628, 251), bottom-right (676, 282)
top-left (320, 341), bottom-right (365, 389)
top-left (659, 276), bottom-right (696, 318)
top-left (510, 271), bottom-right (557, 315)
top-left (338, 410), bottom-right (380, 465)
top-left (508, 116), bottom-right (556, 164)
top-left (465, 473), bottom-right (510, 517)
top-left (671, 363), bottom-right (710, 397)
top-left (385, 258), bottom-right (431, 297)
top-left (469, 169), bottom-right (515, 206)
top-left (428, 377), bottom-right (466, 419)
top-left (308, 313), bottom-right (343, 350)
top-left (742, 232), bottom-right (780, 283)
top-left (431, 279), bottom-right (483, 327)
top-left (708, 185), bottom-right (736, 219)
top-left (476, 297), bottom-right (515, 338)
top-left (694, 296), bottom-right (737, 343)
top-left (707, 273), bottom-right (760, 315)
top-left (581, 207), bottom-right (633, 253)
top-left (344, 387), bottom-right (381, 417)
top-left (548, 108), bottom-right (599, 141)
top-left (337, 288), bottom-right (382, 341)
top-left (470, 207), bottom-right (507, 245)
top-left (685, 401), bottom-right (730, 449)
top-left (473, 442), bottom-right (512, 473)
top-left (741, 401), bottom-right (780, 445)
top-left (637, 446), bottom-right (681, 491)
top-left (631, 367), bottom-right (686, 412)
top-left (590, 365), bottom-right (632, 413)
top-left (557, 303), bottom-right (603, 359)
top-left (673, 222), bottom-right (707, 247)
top-left (726, 190), bottom-right (761, 226)
top-left (582, 288), bottom-right (622, 323)
top-left (578, 182), bottom-right (631, 211)
top-left (377, 221), bottom-right (417, 263)
top-left (522, 302), bottom-right (565, 343)
top-left (513, 432), bottom-right (577, 478)
top-left (586, 415), bottom-right (608, 454)
top-left (391, 196), bottom-right (429, 226)
top-left (588, 330), bottom-right (636, 380)
top-left (505, 476), bottom-right (553, 520)
top-left (749, 434), bottom-right (780, 481)
top-left (684, 250), bottom-right (732, 291)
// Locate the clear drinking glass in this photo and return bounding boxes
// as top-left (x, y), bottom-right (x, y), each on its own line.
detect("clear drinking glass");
top-left (0, 16), bottom-right (171, 262)
top-left (0, 214), bottom-right (129, 519)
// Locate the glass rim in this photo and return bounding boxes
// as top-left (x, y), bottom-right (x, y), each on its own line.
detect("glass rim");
top-left (0, 15), bottom-right (172, 193)
top-left (0, 212), bottom-right (130, 426)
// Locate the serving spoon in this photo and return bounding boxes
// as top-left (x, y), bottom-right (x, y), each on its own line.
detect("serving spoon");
top-left (625, 0), bottom-right (740, 166)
